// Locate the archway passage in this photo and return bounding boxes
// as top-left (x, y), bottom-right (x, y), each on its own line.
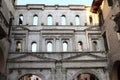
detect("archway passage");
top-left (18, 74), bottom-right (42, 80)
top-left (111, 61), bottom-right (120, 80)
top-left (73, 73), bottom-right (99, 80)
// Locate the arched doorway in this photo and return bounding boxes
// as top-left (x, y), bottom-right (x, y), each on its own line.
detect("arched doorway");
top-left (111, 61), bottom-right (120, 80)
top-left (18, 74), bottom-right (42, 80)
top-left (73, 73), bottom-right (99, 80)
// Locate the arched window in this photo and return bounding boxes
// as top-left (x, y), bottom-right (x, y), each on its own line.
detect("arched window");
top-left (47, 15), bottom-right (52, 25)
top-left (47, 41), bottom-right (53, 52)
top-left (63, 41), bottom-right (68, 52)
top-left (18, 74), bottom-right (42, 80)
top-left (19, 14), bottom-right (23, 25)
top-left (89, 15), bottom-right (93, 25)
top-left (75, 15), bottom-right (80, 25)
top-left (78, 41), bottom-right (83, 51)
top-left (33, 15), bottom-right (38, 25)
top-left (73, 73), bottom-right (99, 80)
top-left (61, 15), bottom-right (66, 25)
top-left (16, 41), bottom-right (22, 52)
top-left (92, 41), bottom-right (97, 51)
top-left (32, 42), bottom-right (37, 52)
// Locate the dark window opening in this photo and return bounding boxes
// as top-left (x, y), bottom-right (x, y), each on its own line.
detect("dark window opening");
top-left (41, 23), bottom-right (44, 26)
top-left (56, 22), bottom-right (59, 26)
top-left (107, 0), bottom-right (113, 6)
top-left (99, 9), bottom-right (104, 26)
top-left (114, 12), bottom-right (120, 33)
top-left (89, 15), bottom-right (93, 25)
top-left (118, 64), bottom-right (120, 80)
top-left (0, 0), bottom-right (2, 7)
top-left (102, 32), bottom-right (108, 51)
top-left (70, 22), bottom-right (73, 26)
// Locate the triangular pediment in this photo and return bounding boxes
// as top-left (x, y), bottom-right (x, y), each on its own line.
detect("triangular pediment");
top-left (62, 53), bottom-right (106, 61)
top-left (9, 54), bottom-right (56, 61)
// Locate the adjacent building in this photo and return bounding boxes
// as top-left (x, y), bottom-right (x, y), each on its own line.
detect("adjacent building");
top-left (91, 0), bottom-right (120, 80)
top-left (0, 0), bottom-right (15, 80)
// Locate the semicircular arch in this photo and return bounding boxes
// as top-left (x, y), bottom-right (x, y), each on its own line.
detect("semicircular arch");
top-left (18, 72), bottom-right (45, 80)
top-left (71, 69), bottom-right (102, 80)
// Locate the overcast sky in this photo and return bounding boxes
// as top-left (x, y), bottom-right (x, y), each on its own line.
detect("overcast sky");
top-left (17, 0), bottom-right (93, 6)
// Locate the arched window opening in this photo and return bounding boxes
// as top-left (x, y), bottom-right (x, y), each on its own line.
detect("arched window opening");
top-left (18, 74), bottom-right (42, 80)
top-left (32, 42), bottom-right (37, 52)
top-left (75, 15), bottom-right (80, 25)
top-left (48, 15), bottom-right (53, 25)
top-left (63, 41), bottom-right (68, 52)
top-left (89, 15), bottom-right (93, 25)
top-left (78, 41), bottom-right (83, 51)
top-left (19, 14), bottom-right (23, 25)
top-left (16, 41), bottom-right (22, 52)
top-left (92, 41), bottom-right (97, 51)
top-left (61, 15), bottom-right (66, 25)
top-left (33, 15), bottom-right (38, 25)
top-left (73, 73), bottom-right (99, 80)
top-left (47, 41), bottom-right (53, 52)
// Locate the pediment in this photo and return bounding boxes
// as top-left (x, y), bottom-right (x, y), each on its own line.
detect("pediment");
top-left (9, 54), bottom-right (56, 61)
top-left (62, 53), bottom-right (106, 61)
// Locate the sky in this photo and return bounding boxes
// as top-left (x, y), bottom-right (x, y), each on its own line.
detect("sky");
top-left (17, 0), bottom-right (93, 6)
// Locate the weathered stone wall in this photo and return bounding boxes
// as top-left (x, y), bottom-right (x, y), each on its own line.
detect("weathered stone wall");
top-left (7, 4), bottom-right (108, 80)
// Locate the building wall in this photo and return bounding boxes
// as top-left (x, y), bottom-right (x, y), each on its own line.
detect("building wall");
top-left (7, 4), bottom-right (108, 80)
top-left (10, 5), bottom-right (102, 52)
top-left (98, 0), bottom-right (120, 69)
top-left (91, 0), bottom-right (120, 80)
top-left (14, 5), bottom-right (98, 26)
top-left (0, 0), bottom-right (15, 79)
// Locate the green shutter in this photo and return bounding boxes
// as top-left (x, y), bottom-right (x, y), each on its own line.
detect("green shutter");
top-left (107, 0), bottom-right (113, 6)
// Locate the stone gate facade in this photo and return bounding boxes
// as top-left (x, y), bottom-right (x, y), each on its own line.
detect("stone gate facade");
top-left (7, 4), bottom-right (108, 80)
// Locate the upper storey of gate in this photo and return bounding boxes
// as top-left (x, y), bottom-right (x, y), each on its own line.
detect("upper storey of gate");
top-left (14, 4), bottom-right (99, 26)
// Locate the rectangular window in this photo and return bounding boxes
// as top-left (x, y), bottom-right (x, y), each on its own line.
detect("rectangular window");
top-left (107, 0), bottom-right (113, 6)
top-left (119, 0), bottom-right (120, 6)
top-left (0, 0), bottom-right (2, 7)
